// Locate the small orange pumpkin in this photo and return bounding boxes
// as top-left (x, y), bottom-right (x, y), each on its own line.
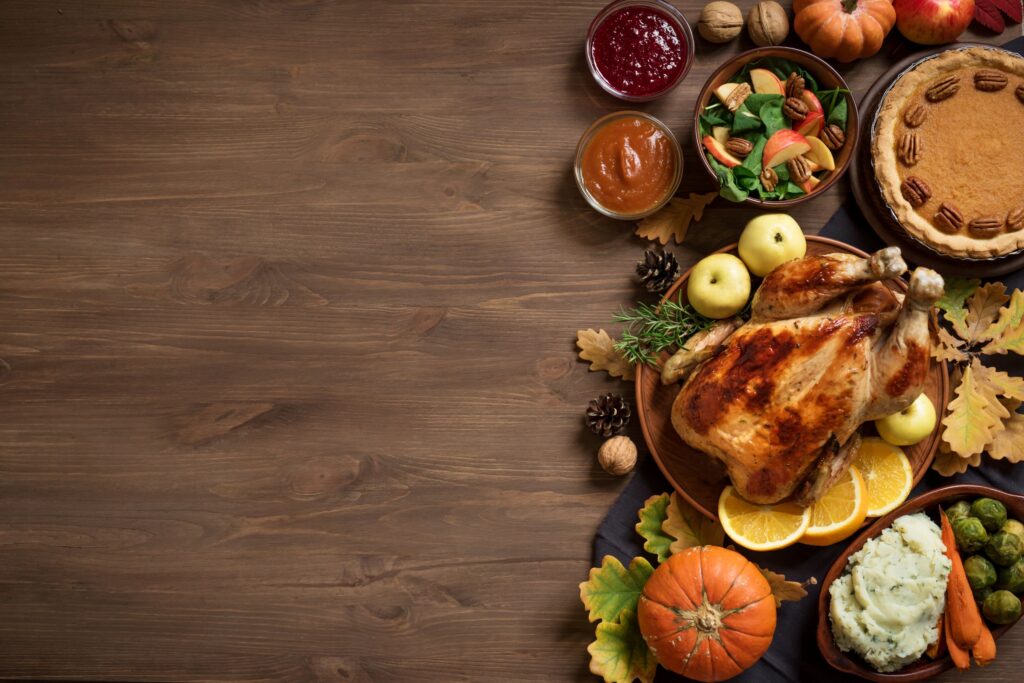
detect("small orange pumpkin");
top-left (637, 546), bottom-right (776, 682)
top-left (793, 0), bottom-right (896, 63)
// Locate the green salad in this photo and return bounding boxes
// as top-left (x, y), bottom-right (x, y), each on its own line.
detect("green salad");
top-left (699, 57), bottom-right (850, 203)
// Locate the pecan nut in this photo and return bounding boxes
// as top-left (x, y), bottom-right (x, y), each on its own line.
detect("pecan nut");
top-left (724, 82), bottom-right (752, 112)
top-left (785, 72), bottom-right (805, 99)
top-left (934, 203), bottom-right (964, 233)
top-left (1017, 84), bottom-right (1024, 104)
top-left (760, 166), bottom-right (778, 192)
top-left (725, 137), bottom-right (754, 158)
top-left (969, 216), bottom-right (1004, 237)
top-left (783, 96), bottom-right (809, 120)
top-left (903, 104), bottom-right (928, 128)
top-left (820, 124), bottom-right (845, 150)
top-left (1008, 207), bottom-right (1024, 232)
top-left (975, 69), bottom-right (1008, 92)
top-left (787, 156), bottom-right (812, 183)
top-left (900, 176), bottom-right (931, 208)
top-left (926, 75), bottom-right (960, 102)
top-left (898, 131), bottom-right (921, 166)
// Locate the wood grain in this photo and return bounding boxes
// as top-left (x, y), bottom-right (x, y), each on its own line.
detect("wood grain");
top-left (0, 1), bottom-right (1019, 680)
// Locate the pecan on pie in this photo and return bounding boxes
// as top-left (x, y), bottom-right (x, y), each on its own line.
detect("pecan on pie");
top-left (872, 47), bottom-right (1024, 259)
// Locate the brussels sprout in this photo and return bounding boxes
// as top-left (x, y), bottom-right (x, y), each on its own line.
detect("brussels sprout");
top-left (946, 500), bottom-right (972, 524)
top-left (985, 530), bottom-right (1023, 566)
top-left (975, 586), bottom-right (994, 603)
top-left (997, 559), bottom-right (1024, 593)
top-left (1002, 519), bottom-right (1024, 546)
top-left (964, 555), bottom-right (998, 590)
top-left (953, 517), bottom-right (990, 554)
top-left (971, 498), bottom-right (1008, 532)
top-left (983, 589), bottom-right (1022, 625)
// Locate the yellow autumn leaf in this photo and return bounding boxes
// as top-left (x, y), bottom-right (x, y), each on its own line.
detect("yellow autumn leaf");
top-left (933, 439), bottom-right (981, 476)
top-left (942, 361), bottom-right (1006, 458)
top-left (982, 289), bottom-right (1024, 355)
top-left (963, 282), bottom-right (1009, 343)
top-left (663, 492), bottom-right (724, 554)
top-left (577, 329), bottom-right (634, 381)
top-left (988, 402), bottom-right (1024, 463)
top-left (974, 362), bottom-right (1024, 403)
top-left (635, 192), bottom-right (717, 245)
top-left (587, 609), bottom-right (657, 683)
top-left (936, 277), bottom-right (979, 339)
top-left (758, 567), bottom-right (814, 607)
top-left (932, 326), bottom-right (968, 363)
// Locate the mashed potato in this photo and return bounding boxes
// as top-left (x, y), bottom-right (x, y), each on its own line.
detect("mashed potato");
top-left (829, 512), bottom-right (951, 672)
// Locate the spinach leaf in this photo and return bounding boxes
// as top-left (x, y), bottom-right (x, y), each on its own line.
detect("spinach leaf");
top-left (730, 104), bottom-right (763, 134)
top-left (827, 95), bottom-right (848, 128)
top-left (734, 165), bottom-right (760, 191)
top-left (759, 99), bottom-right (787, 137)
top-left (706, 154), bottom-right (749, 203)
top-left (743, 93), bottom-right (783, 115)
top-left (741, 136), bottom-right (767, 175)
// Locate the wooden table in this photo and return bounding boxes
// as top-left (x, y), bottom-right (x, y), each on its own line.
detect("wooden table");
top-left (0, 2), bottom-right (1019, 680)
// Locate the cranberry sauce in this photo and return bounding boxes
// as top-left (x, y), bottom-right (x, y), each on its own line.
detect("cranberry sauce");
top-left (590, 5), bottom-right (686, 98)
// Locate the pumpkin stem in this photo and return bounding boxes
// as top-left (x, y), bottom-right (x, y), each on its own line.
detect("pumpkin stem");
top-left (694, 600), bottom-right (724, 635)
top-left (841, 0), bottom-right (859, 12)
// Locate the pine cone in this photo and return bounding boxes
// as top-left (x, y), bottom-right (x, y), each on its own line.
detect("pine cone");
top-left (636, 248), bottom-right (679, 294)
top-left (585, 394), bottom-right (631, 438)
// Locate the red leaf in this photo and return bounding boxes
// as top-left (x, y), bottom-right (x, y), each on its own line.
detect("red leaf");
top-left (975, 0), bottom-right (1007, 31)
top-left (990, 0), bottom-right (1022, 23)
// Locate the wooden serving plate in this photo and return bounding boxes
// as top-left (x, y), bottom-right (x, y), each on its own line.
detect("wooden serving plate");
top-left (635, 235), bottom-right (949, 521)
top-left (817, 484), bottom-right (1024, 682)
top-left (850, 43), bottom-right (1024, 277)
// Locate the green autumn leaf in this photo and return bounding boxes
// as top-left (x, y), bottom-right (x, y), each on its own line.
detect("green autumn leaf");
top-left (635, 494), bottom-right (673, 563)
top-left (580, 556), bottom-right (655, 624)
top-left (587, 609), bottom-right (657, 683)
top-left (982, 289), bottom-right (1024, 355)
top-left (664, 492), bottom-right (724, 554)
top-left (936, 277), bottom-right (979, 338)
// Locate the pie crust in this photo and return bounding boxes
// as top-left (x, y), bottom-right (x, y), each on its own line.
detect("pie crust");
top-left (872, 47), bottom-right (1024, 259)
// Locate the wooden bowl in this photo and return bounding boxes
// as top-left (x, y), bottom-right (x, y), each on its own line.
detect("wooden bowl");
top-left (817, 484), bottom-right (1024, 682)
top-left (635, 236), bottom-right (949, 520)
top-left (692, 46), bottom-right (858, 208)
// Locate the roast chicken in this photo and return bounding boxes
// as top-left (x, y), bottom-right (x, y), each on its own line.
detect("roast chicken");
top-left (662, 247), bottom-right (943, 506)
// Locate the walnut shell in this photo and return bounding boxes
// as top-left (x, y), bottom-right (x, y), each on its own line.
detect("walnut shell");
top-left (698, 1), bottom-right (744, 43)
top-left (598, 436), bottom-right (638, 476)
top-left (747, 1), bottom-right (789, 47)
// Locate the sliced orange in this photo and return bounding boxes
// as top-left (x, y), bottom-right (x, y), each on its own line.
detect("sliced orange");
top-left (852, 437), bottom-right (914, 517)
top-left (800, 465), bottom-right (868, 546)
top-left (718, 486), bottom-right (811, 552)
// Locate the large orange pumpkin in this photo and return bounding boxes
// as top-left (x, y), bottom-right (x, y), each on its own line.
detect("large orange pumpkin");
top-left (636, 546), bottom-right (776, 682)
top-left (793, 0), bottom-right (896, 63)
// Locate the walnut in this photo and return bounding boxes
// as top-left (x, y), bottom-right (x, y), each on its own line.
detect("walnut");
top-left (598, 436), bottom-right (637, 476)
top-left (698, 1), bottom-right (744, 43)
top-left (747, 1), bottom-right (789, 47)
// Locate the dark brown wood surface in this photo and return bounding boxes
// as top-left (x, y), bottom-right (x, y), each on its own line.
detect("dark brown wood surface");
top-left (0, 2), bottom-right (1019, 680)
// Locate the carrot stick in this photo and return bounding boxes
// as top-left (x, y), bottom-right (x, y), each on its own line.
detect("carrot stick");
top-left (925, 612), bottom-right (946, 659)
top-left (972, 623), bottom-right (997, 666)
top-left (940, 510), bottom-right (983, 650)
top-left (946, 611), bottom-right (970, 671)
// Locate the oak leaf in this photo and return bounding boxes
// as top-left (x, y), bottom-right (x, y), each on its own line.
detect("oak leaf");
top-left (942, 361), bottom-right (1005, 458)
top-left (936, 277), bottom-right (979, 338)
top-left (758, 567), bottom-right (814, 607)
top-left (933, 439), bottom-right (982, 476)
top-left (982, 289), bottom-right (1024, 355)
top-left (635, 193), bottom-right (717, 245)
top-left (932, 326), bottom-right (968, 363)
top-left (635, 494), bottom-right (673, 563)
top-left (964, 282), bottom-right (1009, 343)
top-left (577, 329), bottom-right (635, 381)
top-left (587, 609), bottom-right (657, 683)
top-left (663, 492), bottom-right (724, 554)
top-left (973, 362), bottom-right (1024, 403)
top-left (988, 403), bottom-right (1024, 463)
top-left (580, 555), bottom-right (655, 624)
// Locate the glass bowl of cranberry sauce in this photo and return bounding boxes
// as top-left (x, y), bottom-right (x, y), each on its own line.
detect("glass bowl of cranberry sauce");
top-left (586, 0), bottom-right (695, 102)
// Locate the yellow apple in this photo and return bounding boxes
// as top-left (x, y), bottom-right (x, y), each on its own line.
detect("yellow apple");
top-left (737, 214), bottom-right (806, 277)
top-left (875, 393), bottom-right (937, 446)
top-left (687, 254), bottom-right (751, 319)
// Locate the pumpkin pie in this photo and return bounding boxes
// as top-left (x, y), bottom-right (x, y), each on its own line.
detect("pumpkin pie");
top-left (872, 47), bottom-right (1024, 259)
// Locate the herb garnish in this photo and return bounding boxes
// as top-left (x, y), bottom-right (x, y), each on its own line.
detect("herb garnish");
top-left (612, 292), bottom-right (717, 367)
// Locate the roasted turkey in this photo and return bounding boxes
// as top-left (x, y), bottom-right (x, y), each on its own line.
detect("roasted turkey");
top-left (662, 247), bottom-right (943, 506)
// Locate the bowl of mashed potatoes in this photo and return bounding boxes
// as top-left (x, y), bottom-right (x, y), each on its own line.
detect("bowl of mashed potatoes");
top-left (817, 484), bottom-right (1024, 682)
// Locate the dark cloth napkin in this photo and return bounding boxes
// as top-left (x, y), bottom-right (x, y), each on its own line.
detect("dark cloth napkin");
top-left (593, 186), bottom-right (1024, 680)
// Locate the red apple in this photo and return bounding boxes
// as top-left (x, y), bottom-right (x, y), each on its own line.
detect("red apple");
top-left (892, 0), bottom-right (974, 45)
top-left (762, 130), bottom-right (811, 169)
top-left (712, 126), bottom-right (731, 146)
top-left (793, 111), bottom-right (824, 138)
top-left (750, 68), bottom-right (784, 95)
top-left (801, 90), bottom-right (824, 117)
top-left (703, 135), bottom-right (743, 168)
top-left (798, 175), bottom-right (822, 194)
top-left (805, 136), bottom-right (836, 171)
top-left (714, 82), bottom-right (741, 105)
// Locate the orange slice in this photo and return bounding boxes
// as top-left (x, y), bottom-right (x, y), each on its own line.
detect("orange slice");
top-left (718, 486), bottom-right (811, 552)
top-left (800, 465), bottom-right (869, 546)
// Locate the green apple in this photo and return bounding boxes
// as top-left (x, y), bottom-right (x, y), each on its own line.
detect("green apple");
top-left (687, 254), bottom-right (751, 319)
top-left (737, 214), bottom-right (807, 277)
top-left (875, 393), bottom-right (937, 446)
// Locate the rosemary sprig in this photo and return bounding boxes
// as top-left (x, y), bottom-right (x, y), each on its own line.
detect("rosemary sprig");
top-left (612, 292), bottom-right (717, 368)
